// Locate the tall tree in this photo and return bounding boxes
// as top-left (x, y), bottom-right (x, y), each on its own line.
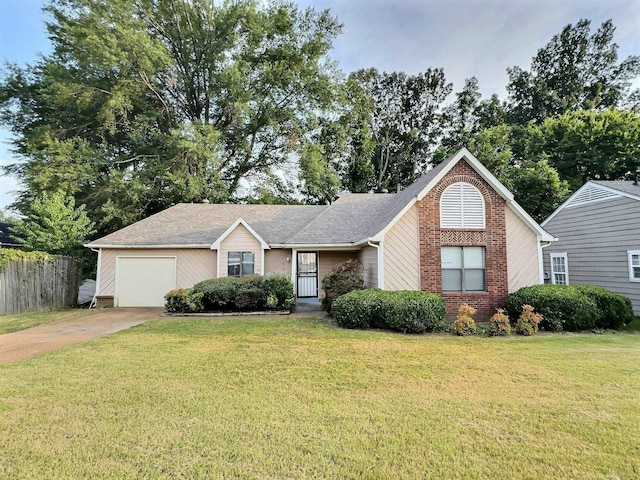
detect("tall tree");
top-left (506, 19), bottom-right (640, 124)
top-left (348, 67), bottom-right (452, 191)
top-left (0, 0), bottom-right (342, 233)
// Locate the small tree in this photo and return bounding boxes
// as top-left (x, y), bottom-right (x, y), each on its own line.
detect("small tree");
top-left (321, 259), bottom-right (365, 312)
top-left (10, 191), bottom-right (95, 267)
top-left (453, 304), bottom-right (477, 336)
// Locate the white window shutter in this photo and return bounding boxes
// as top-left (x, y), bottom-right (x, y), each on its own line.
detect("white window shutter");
top-left (440, 182), bottom-right (485, 228)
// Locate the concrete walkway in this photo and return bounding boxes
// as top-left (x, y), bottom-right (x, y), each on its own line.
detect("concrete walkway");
top-left (0, 307), bottom-right (162, 364)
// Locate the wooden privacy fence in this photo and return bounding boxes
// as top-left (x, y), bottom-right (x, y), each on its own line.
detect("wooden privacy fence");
top-left (0, 256), bottom-right (81, 315)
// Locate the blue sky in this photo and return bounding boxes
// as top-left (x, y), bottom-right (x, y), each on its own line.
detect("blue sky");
top-left (1, 0), bottom-right (639, 212)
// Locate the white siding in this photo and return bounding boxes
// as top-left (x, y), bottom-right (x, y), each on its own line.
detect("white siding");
top-left (218, 224), bottom-right (263, 276)
top-left (505, 206), bottom-right (540, 292)
top-left (384, 204), bottom-right (420, 290)
top-left (543, 196), bottom-right (640, 314)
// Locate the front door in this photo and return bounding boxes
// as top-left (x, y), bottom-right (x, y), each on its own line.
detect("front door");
top-left (297, 252), bottom-right (318, 297)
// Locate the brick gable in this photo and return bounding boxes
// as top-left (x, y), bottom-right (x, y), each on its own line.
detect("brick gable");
top-left (418, 159), bottom-right (508, 318)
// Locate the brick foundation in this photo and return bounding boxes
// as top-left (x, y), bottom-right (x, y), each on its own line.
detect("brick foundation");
top-left (419, 160), bottom-right (508, 319)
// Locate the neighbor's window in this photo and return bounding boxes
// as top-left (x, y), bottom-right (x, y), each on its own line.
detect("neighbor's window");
top-left (628, 251), bottom-right (640, 282)
top-left (440, 182), bottom-right (485, 229)
top-left (441, 246), bottom-right (486, 292)
top-left (550, 253), bottom-right (569, 285)
top-left (228, 251), bottom-right (254, 277)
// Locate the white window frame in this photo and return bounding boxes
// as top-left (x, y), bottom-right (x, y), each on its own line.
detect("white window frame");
top-left (441, 246), bottom-right (486, 292)
top-left (440, 182), bottom-right (486, 229)
top-left (550, 253), bottom-right (569, 285)
top-left (627, 250), bottom-right (640, 282)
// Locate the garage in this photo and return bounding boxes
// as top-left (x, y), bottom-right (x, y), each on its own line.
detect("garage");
top-left (115, 256), bottom-right (177, 307)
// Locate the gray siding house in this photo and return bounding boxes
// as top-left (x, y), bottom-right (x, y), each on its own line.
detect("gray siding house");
top-left (541, 180), bottom-right (640, 315)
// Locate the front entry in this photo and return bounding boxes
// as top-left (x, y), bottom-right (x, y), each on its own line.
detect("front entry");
top-left (297, 252), bottom-right (318, 298)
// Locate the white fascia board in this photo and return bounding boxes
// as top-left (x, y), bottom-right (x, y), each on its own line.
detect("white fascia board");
top-left (594, 183), bottom-right (640, 202)
top-left (370, 199), bottom-right (417, 242)
top-left (271, 243), bottom-right (362, 251)
top-left (416, 148), bottom-right (514, 203)
top-left (507, 201), bottom-right (556, 242)
top-left (209, 217), bottom-right (270, 250)
top-left (84, 244), bottom-right (210, 249)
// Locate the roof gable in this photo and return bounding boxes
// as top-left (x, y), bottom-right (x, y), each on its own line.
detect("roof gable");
top-left (210, 217), bottom-right (269, 250)
top-left (542, 180), bottom-right (640, 227)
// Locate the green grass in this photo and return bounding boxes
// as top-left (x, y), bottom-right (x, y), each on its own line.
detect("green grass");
top-left (626, 317), bottom-right (640, 331)
top-left (0, 309), bottom-right (87, 334)
top-left (1, 316), bottom-right (639, 479)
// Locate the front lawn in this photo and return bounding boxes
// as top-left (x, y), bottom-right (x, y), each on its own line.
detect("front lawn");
top-left (1, 317), bottom-right (639, 479)
top-left (0, 309), bottom-right (87, 334)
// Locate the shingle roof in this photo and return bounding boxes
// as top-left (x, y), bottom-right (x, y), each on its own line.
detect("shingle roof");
top-left (591, 180), bottom-right (640, 199)
top-left (0, 222), bottom-right (20, 246)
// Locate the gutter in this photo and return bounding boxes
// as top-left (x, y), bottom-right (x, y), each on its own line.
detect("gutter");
top-left (367, 240), bottom-right (384, 289)
top-left (89, 248), bottom-right (101, 308)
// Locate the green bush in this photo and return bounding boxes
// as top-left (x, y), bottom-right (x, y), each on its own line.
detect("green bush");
top-left (321, 259), bottom-right (365, 312)
top-left (574, 285), bottom-right (634, 329)
top-left (193, 276), bottom-right (239, 310)
top-left (506, 284), bottom-right (633, 331)
top-left (263, 274), bottom-right (295, 310)
top-left (164, 288), bottom-right (204, 313)
top-left (331, 289), bottom-right (446, 334)
top-left (506, 284), bottom-right (598, 331)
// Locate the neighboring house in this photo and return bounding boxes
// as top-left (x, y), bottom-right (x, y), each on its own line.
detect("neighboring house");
top-left (85, 148), bottom-right (554, 315)
top-left (0, 222), bottom-right (22, 249)
top-left (541, 180), bottom-right (640, 315)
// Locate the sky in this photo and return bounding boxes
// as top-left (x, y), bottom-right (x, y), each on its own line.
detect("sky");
top-left (0, 0), bottom-right (639, 212)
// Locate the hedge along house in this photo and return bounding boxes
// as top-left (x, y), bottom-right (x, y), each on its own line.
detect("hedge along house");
top-left (85, 148), bottom-right (555, 315)
top-left (541, 180), bottom-right (640, 315)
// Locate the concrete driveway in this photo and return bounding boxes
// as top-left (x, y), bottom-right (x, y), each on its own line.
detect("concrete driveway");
top-left (0, 307), bottom-right (162, 364)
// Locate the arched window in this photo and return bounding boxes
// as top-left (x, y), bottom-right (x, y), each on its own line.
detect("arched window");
top-left (440, 182), bottom-right (485, 229)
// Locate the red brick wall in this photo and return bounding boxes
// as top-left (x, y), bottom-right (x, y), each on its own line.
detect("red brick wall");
top-left (419, 160), bottom-right (508, 319)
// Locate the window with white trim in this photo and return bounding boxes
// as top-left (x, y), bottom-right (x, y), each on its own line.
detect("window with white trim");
top-left (628, 251), bottom-right (640, 282)
top-left (440, 182), bottom-right (485, 229)
top-left (228, 251), bottom-right (254, 277)
top-left (441, 246), bottom-right (486, 292)
top-left (550, 253), bottom-right (569, 285)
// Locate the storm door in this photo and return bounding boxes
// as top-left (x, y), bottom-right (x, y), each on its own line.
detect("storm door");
top-left (296, 252), bottom-right (318, 298)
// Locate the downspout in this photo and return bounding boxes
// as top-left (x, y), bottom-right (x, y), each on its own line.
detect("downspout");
top-left (538, 238), bottom-right (552, 284)
top-left (368, 240), bottom-right (384, 289)
top-left (89, 248), bottom-right (102, 308)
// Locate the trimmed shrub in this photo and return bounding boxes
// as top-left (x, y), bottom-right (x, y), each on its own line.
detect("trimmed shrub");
top-left (515, 304), bottom-right (542, 336)
top-left (321, 259), bottom-right (365, 312)
top-left (453, 304), bottom-right (477, 336)
top-left (165, 288), bottom-right (204, 313)
top-left (193, 276), bottom-right (239, 310)
top-left (574, 285), bottom-right (634, 329)
top-left (331, 289), bottom-right (446, 334)
top-left (506, 284), bottom-right (598, 331)
top-left (263, 274), bottom-right (295, 310)
top-left (488, 308), bottom-right (511, 336)
top-left (506, 284), bottom-right (634, 331)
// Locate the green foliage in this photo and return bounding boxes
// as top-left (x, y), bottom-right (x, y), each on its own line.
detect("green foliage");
top-left (506, 19), bottom-right (640, 124)
top-left (331, 289), bottom-right (446, 334)
top-left (321, 259), bottom-right (365, 312)
top-left (573, 285), bottom-right (634, 329)
top-left (453, 304), bottom-right (478, 336)
top-left (164, 288), bottom-right (204, 314)
top-left (507, 284), bottom-right (634, 331)
top-left (0, 249), bottom-right (52, 272)
top-left (1, 0), bottom-right (343, 234)
top-left (262, 274), bottom-right (295, 310)
top-left (187, 274), bottom-right (294, 313)
top-left (515, 305), bottom-right (542, 336)
top-left (488, 309), bottom-right (511, 336)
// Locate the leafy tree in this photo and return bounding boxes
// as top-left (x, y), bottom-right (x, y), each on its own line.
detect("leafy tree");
top-left (348, 67), bottom-right (452, 191)
top-left (526, 109), bottom-right (640, 190)
top-left (0, 0), bottom-right (343, 233)
top-left (10, 191), bottom-right (95, 257)
top-left (506, 19), bottom-right (640, 124)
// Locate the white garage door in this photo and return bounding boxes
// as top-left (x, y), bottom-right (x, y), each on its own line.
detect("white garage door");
top-left (115, 257), bottom-right (177, 307)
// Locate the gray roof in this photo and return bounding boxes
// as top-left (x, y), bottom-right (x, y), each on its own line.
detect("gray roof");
top-left (86, 152), bottom-right (465, 248)
top-left (592, 180), bottom-right (640, 198)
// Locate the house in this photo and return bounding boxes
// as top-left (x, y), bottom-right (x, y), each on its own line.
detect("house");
top-left (0, 222), bottom-right (22, 249)
top-left (541, 180), bottom-right (640, 315)
top-left (85, 148), bottom-right (555, 315)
